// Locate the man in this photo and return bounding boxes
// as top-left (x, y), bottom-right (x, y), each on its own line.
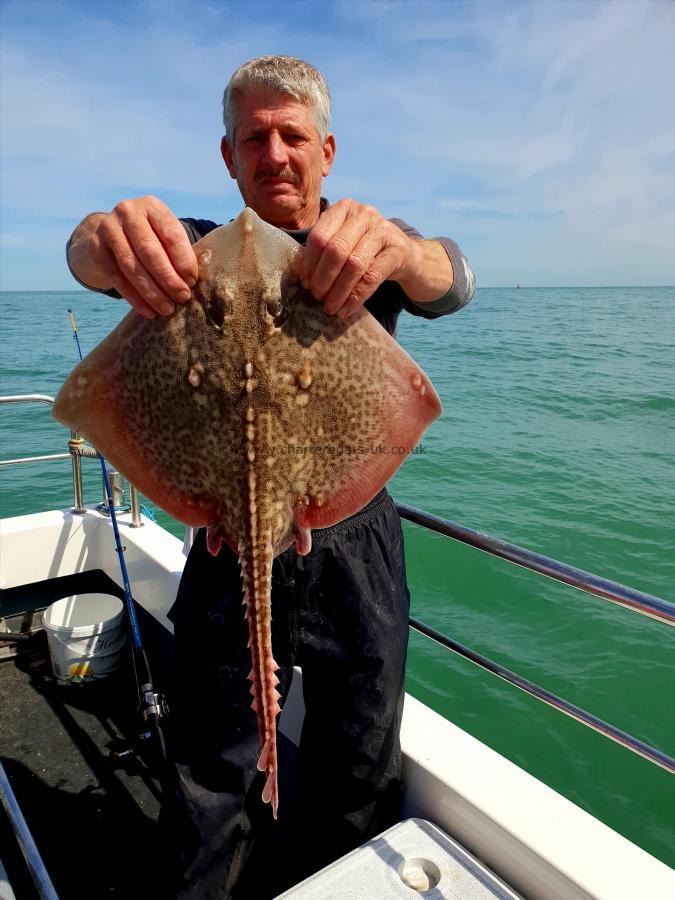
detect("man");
top-left (66, 56), bottom-right (474, 899)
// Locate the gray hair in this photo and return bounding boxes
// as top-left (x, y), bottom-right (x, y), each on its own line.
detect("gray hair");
top-left (222, 55), bottom-right (332, 143)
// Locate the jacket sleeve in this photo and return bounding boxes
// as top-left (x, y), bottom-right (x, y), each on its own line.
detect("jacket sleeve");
top-left (389, 217), bottom-right (475, 319)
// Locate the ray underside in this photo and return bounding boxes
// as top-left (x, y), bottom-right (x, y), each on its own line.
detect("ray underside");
top-left (51, 209), bottom-right (441, 817)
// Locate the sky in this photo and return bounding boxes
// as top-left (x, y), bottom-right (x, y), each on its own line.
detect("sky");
top-left (1, 0), bottom-right (674, 289)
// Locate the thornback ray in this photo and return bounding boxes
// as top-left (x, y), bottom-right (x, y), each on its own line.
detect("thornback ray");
top-left (52, 207), bottom-right (442, 818)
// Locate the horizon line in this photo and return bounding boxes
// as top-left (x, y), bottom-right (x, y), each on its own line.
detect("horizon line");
top-left (2, 285), bottom-right (674, 294)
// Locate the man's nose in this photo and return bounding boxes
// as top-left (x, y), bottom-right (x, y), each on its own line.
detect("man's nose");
top-left (262, 132), bottom-right (289, 169)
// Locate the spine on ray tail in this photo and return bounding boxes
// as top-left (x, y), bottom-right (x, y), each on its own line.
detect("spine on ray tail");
top-left (239, 537), bottom-right (281, 817)
top-left (238, 457), bottom-right (282, 818)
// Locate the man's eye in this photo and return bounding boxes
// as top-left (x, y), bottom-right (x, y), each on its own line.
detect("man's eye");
top-left (246, 135), bottom-right (262, 144)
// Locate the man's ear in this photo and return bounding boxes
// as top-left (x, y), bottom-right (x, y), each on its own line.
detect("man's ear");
top-left (322, 133), bottom-right (336, 177)
top-left (221, 136), bottom-right (237, 179)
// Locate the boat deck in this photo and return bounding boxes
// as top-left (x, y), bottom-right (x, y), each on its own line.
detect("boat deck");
top-left (0, 631), bottom-right (168, 899)
top-left (0, 571), bottom-right (298, 899)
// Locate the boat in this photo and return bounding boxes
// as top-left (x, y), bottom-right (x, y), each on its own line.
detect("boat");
top-left (1, 393), bottom-right (674, 899)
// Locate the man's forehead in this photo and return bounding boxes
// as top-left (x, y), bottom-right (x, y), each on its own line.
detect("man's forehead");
top-left (237, 90), bottom-right (315, 130)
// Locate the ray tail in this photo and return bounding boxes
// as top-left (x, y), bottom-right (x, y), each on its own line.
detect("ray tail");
top-left (238, 467), bottom-right (281, 817)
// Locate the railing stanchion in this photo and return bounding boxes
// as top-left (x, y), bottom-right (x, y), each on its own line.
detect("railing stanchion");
top-left (130, 484), bottom-right (142, 528)
top-left (68, 432), bottom-right (85, 513)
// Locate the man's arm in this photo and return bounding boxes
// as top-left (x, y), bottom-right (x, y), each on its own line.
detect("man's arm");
top-left (66, 195), bottom-right (199, 319)
top-left (389, 219), bottom-right (475, 318)
top-left (396, 238), bottom-right (454, 303)
top-left (298, 199), bottom-right (473, 318)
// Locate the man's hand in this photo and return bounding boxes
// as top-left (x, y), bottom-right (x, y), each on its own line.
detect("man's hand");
top-left (297, 198), bottom-right (453, 318)
top-left (67, 196), bottom-right (198, 319)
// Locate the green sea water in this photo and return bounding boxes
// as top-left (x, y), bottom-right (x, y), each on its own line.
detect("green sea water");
top-left (1, 287), bottom-right (674, 866)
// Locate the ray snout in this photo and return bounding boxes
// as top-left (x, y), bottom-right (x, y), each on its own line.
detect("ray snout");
top-left (238, 207), bottom-right (258, 237)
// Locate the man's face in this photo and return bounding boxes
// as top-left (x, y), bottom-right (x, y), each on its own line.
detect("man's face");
top-left (221, 88), bottom-right (335, 230)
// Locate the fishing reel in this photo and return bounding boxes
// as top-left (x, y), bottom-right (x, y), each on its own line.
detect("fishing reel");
top-left (139, 682), bottom-right (170, 729)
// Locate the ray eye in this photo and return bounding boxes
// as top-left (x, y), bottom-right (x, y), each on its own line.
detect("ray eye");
top-left (266, 297), bottom-right (288, 328)
top-left (207, 293), bottom-right (230, 330)
top-left (266, 297), bottom-right (282, 317)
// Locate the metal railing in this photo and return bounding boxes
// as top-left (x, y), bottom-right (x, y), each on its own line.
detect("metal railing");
top-left (408, 616), bottom-right (675, 774)
top-left (396, 503), bottom-right (675, 774)
top-left (397, 504), bottom-right (674, 627)
top-left (0, 759), bottom-right (59, 900)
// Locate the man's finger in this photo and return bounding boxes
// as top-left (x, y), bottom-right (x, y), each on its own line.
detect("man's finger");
top-left (101, 259), bottom-right (161, 320)
top-left (120, 209), bottom-right (192, 304)
top-left (148, 204), bottom-right (199, 292)
top-left (125, 287), bottom-right (163, 320)
top-left (335, 245), bottom-right (402, 318)
top-left (309, 215), bottom-right (373, 303)
top-left (322, 227), bottom-right (384, 315)
top-left (300, 201), bottom-right (350, 289)
top-left (97, 225), bottom-right (177, 315)
top-left (335, 292), bottom-right (365, 320)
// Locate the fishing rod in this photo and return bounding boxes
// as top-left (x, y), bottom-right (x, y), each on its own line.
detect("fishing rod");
top-left (67, 308), bottom-right (168, 768)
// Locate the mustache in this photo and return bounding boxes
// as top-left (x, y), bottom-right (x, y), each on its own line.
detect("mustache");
top-left (256, 169), bottom-right (298, 184)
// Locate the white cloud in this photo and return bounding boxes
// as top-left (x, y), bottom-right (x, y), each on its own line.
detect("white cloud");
top-left (0, 42), bottom-right (228, 208)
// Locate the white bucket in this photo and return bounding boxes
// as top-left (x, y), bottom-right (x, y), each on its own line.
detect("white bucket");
top-left (43, 593), bottom-right (127, 684)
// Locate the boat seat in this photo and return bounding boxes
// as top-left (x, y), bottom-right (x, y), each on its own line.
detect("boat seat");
top-left (275, 816), bottom-right (520, 898)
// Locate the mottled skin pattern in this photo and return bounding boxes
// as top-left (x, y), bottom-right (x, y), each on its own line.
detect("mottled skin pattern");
top-left (52, 208), bottom-right (441, 818)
